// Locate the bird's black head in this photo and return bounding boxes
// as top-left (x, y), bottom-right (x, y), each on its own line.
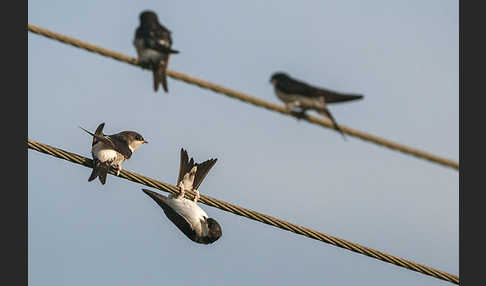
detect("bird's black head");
top-left (204, 218), bottom-right (222, 244)
top-left (270, 72), bottom-right (290, 85)
top-left (139, 10), bottom-right (159, 25)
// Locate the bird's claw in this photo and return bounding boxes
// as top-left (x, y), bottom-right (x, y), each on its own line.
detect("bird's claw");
top-left (177, 182), bottom-right (185, 199)
top-left (114, 165), bottom-right (122, 176)
top-left (139, 61), bottom-right (151, 69)
top-left (291, 110), bottom-right (307, 120)
top-left (193, 189), bottom-right (200, 203)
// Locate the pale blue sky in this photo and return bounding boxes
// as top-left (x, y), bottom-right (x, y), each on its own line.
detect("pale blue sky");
top-left (28, 1), bottom-right (458, 285)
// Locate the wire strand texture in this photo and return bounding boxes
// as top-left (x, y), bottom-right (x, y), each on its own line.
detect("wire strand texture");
top-left (28, 139), bottom-right (459, 284)
top-left (28, 24), bottom-right (459, 171)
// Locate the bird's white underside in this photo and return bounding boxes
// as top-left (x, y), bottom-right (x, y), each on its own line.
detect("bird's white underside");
top-left (133, 38), bottom-right (166, 62)
top-left (167, 197), bottom-right (208, 222)
top-left (181, 166), bottom-right (197, 190)
top-left (140, 49), bottom-right (163, 62)
top-left (92, 143), bottom-right (124, 165)
top-left (166, 196), bottom-right (209, 236)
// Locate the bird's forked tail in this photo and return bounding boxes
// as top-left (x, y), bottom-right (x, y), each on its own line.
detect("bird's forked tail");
top-left (88, 160), bottom-right (110, 185)
top-left (153, 61), bottom-right (168, 93)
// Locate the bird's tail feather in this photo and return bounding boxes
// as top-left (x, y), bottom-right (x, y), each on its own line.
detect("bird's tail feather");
top-left (319, 91), bottom-right (364, 104)
top-left (88, 161), bottom-right (109, 185)
top-left (153, 61), bottom-right (168, 93)
top-left (98, 167), bottom-right (109, 185)
top-left (160, 61), bottom-right (168, 93)
top-left (160, 67), bottom-right (168, 93)
top-left (153, 66), bottom-right (160, 92)
top-left (88, 166), bottom-right (98, 182)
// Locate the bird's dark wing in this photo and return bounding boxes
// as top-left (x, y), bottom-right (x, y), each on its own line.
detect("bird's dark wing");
top-left (91, 123), bottom-right (105, 146)
top-left (107, 134), bottom-right (133, 159)
top-left (276, 77), bottom-right (319, 98)
top-left (134, 27), bottom-right (143, 43)
top-left (142, 189), bottom-right (197, 241)
top-left (137, 25), bottom-right (178, 54)
top-left (79, 124), bottom-right (115, 148)
top-left (316, 88), bottom-right (364, 104)
top-left (193, 158), bottom-right (218, 190)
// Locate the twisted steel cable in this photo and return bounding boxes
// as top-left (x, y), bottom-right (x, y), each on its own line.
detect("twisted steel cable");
top-left (28, 24), bottom-right (459, 171)
top-left (28, 139), bottom-right (459, 284)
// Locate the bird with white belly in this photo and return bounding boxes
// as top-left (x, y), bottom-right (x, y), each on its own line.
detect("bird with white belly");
top-left (142, 148), bottom-right (222, 245)
top-left (80, 122), bottom-right (148, 185)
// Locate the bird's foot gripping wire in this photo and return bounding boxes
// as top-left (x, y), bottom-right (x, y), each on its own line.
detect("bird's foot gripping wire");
top-left (291, 110), bottom-right (307, 120)
top-left (193, 189), bottom-right (200, 203)
top-left (177, 182), bottom-right (186, 199)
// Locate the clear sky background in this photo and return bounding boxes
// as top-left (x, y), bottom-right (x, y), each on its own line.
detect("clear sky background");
top-left (28, 1), bottom-right (458, 285)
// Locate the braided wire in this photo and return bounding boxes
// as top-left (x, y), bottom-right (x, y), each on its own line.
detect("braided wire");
top-left (28, 139), bottom-right (459, 284)
top-left (28, 24), bottom-right (459, 171)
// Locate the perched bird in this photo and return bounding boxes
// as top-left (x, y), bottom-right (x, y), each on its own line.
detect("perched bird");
top-left (134, 10), bottom-right (179, 93)
top-left (270, 72), bottom-right (364, 138)
top-left (142, 148), bottom-right (221, 245)
top-left (79, 122), bottom-right (148, 185)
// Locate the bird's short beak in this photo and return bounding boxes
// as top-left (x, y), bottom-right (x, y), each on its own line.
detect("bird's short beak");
top-left (143, 140), bottom-right (148, 144)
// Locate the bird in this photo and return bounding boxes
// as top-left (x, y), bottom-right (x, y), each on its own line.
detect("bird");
top-left (79, 122), bottom-right (148, 185)
top-left (270, 72), bottom-right (364, 138)
top-left (134, 10), bottom-right (179, 93)
top-left (142, 148), bottom-right (222, 245)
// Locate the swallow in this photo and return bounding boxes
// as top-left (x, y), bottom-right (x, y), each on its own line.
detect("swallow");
top-left (134, 10), bottom-right (179, 93)
top-left (79, 122), bottom-right (148, 185)
top-left (142, 148), bottom-right (221, 244)
top-left (270, 72), bottom-right (364, 138)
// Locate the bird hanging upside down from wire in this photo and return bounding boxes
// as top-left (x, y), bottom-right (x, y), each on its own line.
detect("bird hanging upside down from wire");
top-left (142, 148), bottom-right (222, 245)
